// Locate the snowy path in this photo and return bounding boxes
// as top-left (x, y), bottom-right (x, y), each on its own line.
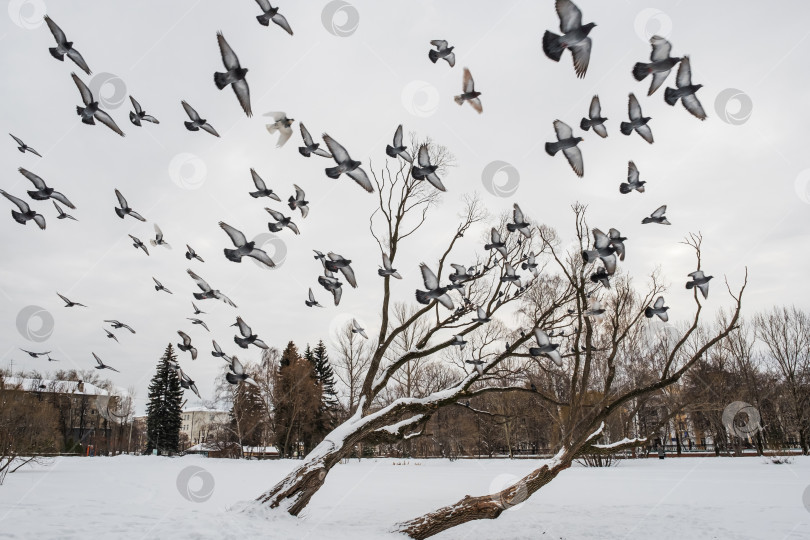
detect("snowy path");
top-left (0, 455), bottom-right (808, 539)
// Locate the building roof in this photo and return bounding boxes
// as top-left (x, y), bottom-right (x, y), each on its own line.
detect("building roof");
top-left (182, 406), bottom-right (229, 414)
top-left (1, 377), bottom-right (111, 396)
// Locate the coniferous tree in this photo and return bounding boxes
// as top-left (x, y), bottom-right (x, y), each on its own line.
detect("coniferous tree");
top-left (230, 376), bottom-right (267, 449)
top-left (273, 341), bottom-right (320, 457)
top-left (145, 344), bottom-right (183, 455)
top-left (310, 340), bottom-right (341, 440)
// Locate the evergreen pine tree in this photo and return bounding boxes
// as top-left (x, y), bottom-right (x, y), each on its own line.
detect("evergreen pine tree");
top-left (145, 344), bottom-right (184, 455)
top-left (273, 341), bottom-right (320, 457)
top-left (312, 340), bottom-right (340, 412)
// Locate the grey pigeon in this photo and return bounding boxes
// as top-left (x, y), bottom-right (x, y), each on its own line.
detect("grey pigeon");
top-left (128, 234), bottom-right (149, 256)
top-left (645, 296), bottom-right (669, 321)
top-left (313, 249), bottom-right (326, 261)
top-left (412, 144), bottom-right (446, 191)
top-left (507, 203), bottom-right (531, 238)
top-left (641, 205), bottom-right (670, 225)
top-left (484, 228), bottom-right (508, 258)
top-left (608, 228), bottom-right (627, 261)
top-left (185, 245), bottom-right (204, 262)
top-left (18, 168), bottom-right (75, 208)
top-left (211, 340), bottom-right (230, 360)
top-left (104, 327), bottom-right (119, 343)
top-left (9, 134), bottom-right (42, 157)
top-left (72, 73), bottom-right (124, 136)
top-left (545, 120), bottom-right (584, 177)
top-left (129, 96), bottom-right (159, 126)
top-left (232, 316), bottom-right (269, 349)
top-left (325, 252), bottom-right (357, 288)
top-left (0, 190), bottom-right (45, 229)
top-left (318, 272), bottom-right (343, 306)
top-left (429, 40), bottom-right (455, 67)
top-left (114, 189), bottom-right (146, 221)
top-left (542, 0), bottom-right (596, 78)
top-left (93, 352), bottom-right (119, 373)
top-left (264, 112), bottom-right (294, 147)
top-left (471, 306), bottom-right (491, 323)
top-left (529, 329), bottom-right (563, 366)
top-left (465, 359), bottom-right (485, 376)
top-left (454, 68), bottom-right (482, 113)
top-left (53, 201), bottom-right (77, 221)
top-left (521, 252), bottom-right (539, 276)
top-left (386, 124), bottom-right (413, 162)
top-left (105, 320), bottom-right (135, 333)
top-left (449, 264), bottom-right (474, 284)
top-left (305, 287), bottom-right (324, 308)
top-left (589, 267), bottom-right (610, 288)
top-left (44, 15), bottom-right (91, 74)
top-left (686, 270), bottom-right (713, 299)
top-left (620, 161), bottom-right (646, 194)
top-left (254, 0), bottom-right (293, 35)
top-left (153, 277), bottom-right (172, 294)
top-left (581, 228), bottom-right (616, 275)
top-left (219, 221), bottom-right (276, 267)
top-left (288, 184), bottom-right (309, 218)
top-left (178, 369), bottom-right (201, 398)
top-left (664, 56), bottom-right (706, 120)
top-left (192, 302), bottom-right (206, 315)
top-left (248, 169), bottom-right (280, 200)
top-left (177, 330), bottom-right (198, 360)
top-left (149, 224), bottom-right (171, 249)
top-left (415, 263), bottom-right (454, 309)
top-left (351, 319), bottom-right (368, 339)
top-left (500, 262), bottom-right (521, 283)
top-left (323, 134), bottom-right (373, 192)
top-left (20, 349), bottom-right (50, 358)
top-left (633, 35), bottom-right (681, 96)
top-left (188, 318), bottom-right (210, 332)
top-left (580, 95), bottom-right (607, 138)
top-left (298, 123), bottom-right (331, 158)
top-left (57, 292), bottom-right (86, 307)
top-left (266, 208), bottom-right (300, 235)
top-left (214, 32), bottom-right (251, 117)
top-left (620, 94), bottom-right (653, 144)
top-left (451, 335), bottom-right (467, 349)
top-left (225, 356), bottom-right (259, 387)
top-left (187, 269), bottom-right (237, 307)
top-left (378, 253), bottom-right (402, 279)
top-left (181, 101), bottom-right (220, 137)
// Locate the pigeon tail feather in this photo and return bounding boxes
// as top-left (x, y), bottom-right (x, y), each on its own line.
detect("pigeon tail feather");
top-left (544, 142), bottom-right (559, 156)
top-left (663, 87), bottom-right (679, 106)
top-left (325, 166), bottom-right (341, 179)
top-left (415, 290), bottom-right (431, 305)
top-left (632, 62), bottom-right (650, 81)
top-left (428, 50), bottom-right (439, 63)
top-left (213, 72), bottom-right (230, 90)
top-left (542, 31), bottom-right (564, 62)
top-left (619, 122), bottom-right (633, 135)
top-left (49, 47), bottom-right (65, 61)
top-left (223, 248), bottom-right (243, 262)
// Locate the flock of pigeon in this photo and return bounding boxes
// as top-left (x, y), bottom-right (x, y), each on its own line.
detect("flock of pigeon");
top-left (5, 1), bottom-right (715, 398)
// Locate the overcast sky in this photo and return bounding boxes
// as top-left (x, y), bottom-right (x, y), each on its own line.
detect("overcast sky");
top-left (1, 0), bottom-right (808, 414)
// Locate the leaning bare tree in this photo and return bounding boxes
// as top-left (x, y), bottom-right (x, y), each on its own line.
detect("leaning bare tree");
top-left (249, 138), bottom-right (746, 539)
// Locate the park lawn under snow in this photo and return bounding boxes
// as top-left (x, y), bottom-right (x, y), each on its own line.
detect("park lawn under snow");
top-left (1, 455), bottom-right (809, 539)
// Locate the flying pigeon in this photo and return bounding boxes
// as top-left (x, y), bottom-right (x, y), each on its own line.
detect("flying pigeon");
top-left (633, 35), bottom-right (681, 96)
top-left (0, 190), bottom-right (46, 229)
top-left (177, 331), bottom-right (198, 360)
top-left (451, 335), bottom-right (467, 349)
top-left (211, 340), bottom-right (229, 360)
top-left (313, 250), bottom-right (326, 261)
top-left (620, 161), bottom-right (646, 194)
top-left (181, 101), bottom-right (219, 137)
top-left (318, 272), bottom-right (343, 306)
top-left (188, 318), bottom-right (210, 332)
top-left (149, 224), bottom-right (171, 249)
top-left (20, 349), bottom-right (50, 358)
top-left (305, 287), bottom-right (324, 308)
top-left (454, 68), bottom-right (482, 113)
top-left (219, 221), bottom-right (276, 267)
top-left (484, 228), bottom-right (508, 258)
top-left (153, 277), bottom-right (173, 294)
top-left (46, 355), bottom-right (60, 362)
top-left (507, 203), bottom-right (531, 238)
top-left (472, 306), bottom-right (491, 323)
top-left (323, 134), bottom-right (373, 192)
top-left (187, 269), bottom-right (237, 307)
top-left (53, 201), bottom-right (77, 221)
top-left (265, 208), bottom-right (300, 235)
top-left (214, 32), bottom-right (251, 117)
top-left (580, 95), bottom-right (607, 138)
top-left (581, 228), bottom-right (617, 275)
top-left (415, 263), bottom-right (454, 309)
top-left (545, 120), bottom-right (584, 177)
top-left (185, 245), bottom-right (204, 262)
top-left (72, 73), bottom-right (124, 136)
top-left (620, 94), bottom-right (653, 144)
top-left (608, 228), bottom-right (627, 261)
top-left (664, 56), bottom-right (706, 120)
top-left (128, 96), bottom-right (159, 126)
top-left (378, 253), bottom-right (402, 279)
top-left (178, 369), bottom-right (201, 398)
top-left (351, 319), bottom-right (368, 339)
top-left (642, 205), bottom-right (670, 225)
top-left (428, 40), bottom-right (455, 67)
top-left (501, 262), bottom-right (521, 283)
top-left (232, 316), bottom-right (269, 349)
top-left (521, 252), bottom-right (539, 277)
top-left (93, 353), bottom-right (119, 372)
top-left (104, 327), bottom-right (119, 343)
top-left (9, 134), bottom-right (42, 157)
top-left (128, 234), bottom-right (149, 256)
top-left (298, 123), bottom-right (331, 158)
top-left (225, 356), bottom-right (259, 387)
top-left (264, 111), bottom-right (294, 147)
top-left (412, 144), bottom-right (446, 191)
top-left (590, 267), bottom-right (610, 288)
top-left (114, 189), bottom-right (146, 221)
top-left (324, 252), bottom-right (357, 288)
top-left (104, 320), bottom-right (135, 333)
top-left (529, 329), bottom-right (563, 366)
top-left (288, 185), bottom-right (309, 218)
top-left (17, 168), bottom-right (75, 209)
top-left (584, 298), bottom-right (606, 319)
top-left (449, 264), bottom-right (474, 284)
top-left (645, 296), bottom-right (670, 321)
top-left (57, 292), bottom-right (86, 307)
top-left (192, 302), bottom-right (205, 315)
top-left (386, 124), bottom-right (413, 162)
top-left (542, 0), bottom-right (596, 78)
top-left (465, 359), bottom-right (485, 376)
top-left (44, 15), bottom-right (91, 74)
top-left (254, 1), bottom-right (293, 35)
top-left (686, 270), bottom-right (713, 299)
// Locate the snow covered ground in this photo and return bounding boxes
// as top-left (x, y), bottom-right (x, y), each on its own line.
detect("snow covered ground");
top-left (1, 455), bottom-right (809, 539)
